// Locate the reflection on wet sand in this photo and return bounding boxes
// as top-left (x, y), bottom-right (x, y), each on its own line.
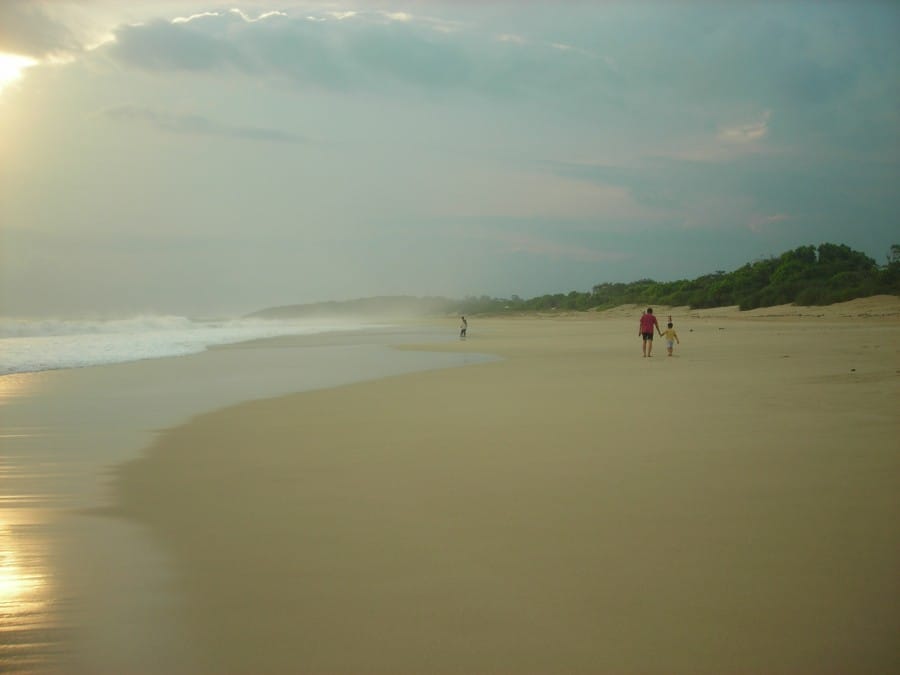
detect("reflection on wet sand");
top-left (1, 374), bottom-right (72, 673)
top-left (0, 519), bottom-right (46, 601)
top-left (0, 374), bottom-right (37, 403)
top-left (0, 512), bottom-right (63, 674)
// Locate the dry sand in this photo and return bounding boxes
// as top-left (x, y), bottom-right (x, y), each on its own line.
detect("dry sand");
top-left (115, 297), bottom-right (900, 674)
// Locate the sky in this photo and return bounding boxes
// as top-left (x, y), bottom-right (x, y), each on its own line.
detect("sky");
top-left (1, 1), bottom-right (898, 317)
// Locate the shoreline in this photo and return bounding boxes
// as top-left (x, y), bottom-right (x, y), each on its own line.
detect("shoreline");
top-left (112, 300), bottom-right (900, 673)
top-left (0, 324), bottom-right (494, 674)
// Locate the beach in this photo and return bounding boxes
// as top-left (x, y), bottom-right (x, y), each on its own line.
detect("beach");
top-left (0, 325), bottom-right (493, 673)
top-left (3, 299), bottom-right (899, 673)
top-left (115, 298), bottom-right (898, 674)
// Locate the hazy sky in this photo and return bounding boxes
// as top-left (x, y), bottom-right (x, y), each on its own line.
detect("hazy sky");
top-left (1, 1), bottom-right (898, 317)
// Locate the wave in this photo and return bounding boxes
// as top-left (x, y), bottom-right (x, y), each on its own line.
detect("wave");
top-left (0, 315), bottom-right (379, 375)
top-left (0, 314), bottom-right (238, 338)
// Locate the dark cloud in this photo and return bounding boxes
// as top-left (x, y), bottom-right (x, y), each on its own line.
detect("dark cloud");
top-left (108, 19), bottom-right (240, 72)
top-left (104, 105), bottom-right (306, 144)
top-left (348, 21), bottom-right (472, 88)
top-left (93, 2), bottom-right (900, 142)
top-left (545, 152), bottom-right (900, 254)
top-left (100, 9), bottom-right (610, 101)
top-left (0, 1), bottom-right (78, 57)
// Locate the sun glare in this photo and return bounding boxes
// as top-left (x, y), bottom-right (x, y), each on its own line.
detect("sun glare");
top-left (0, 53), bottom-right (38, 95)
top-left (0, 521), bottom-right (46, 607)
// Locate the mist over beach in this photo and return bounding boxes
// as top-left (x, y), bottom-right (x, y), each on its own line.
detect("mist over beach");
top-left (2, 1), bottom-right (899, 673)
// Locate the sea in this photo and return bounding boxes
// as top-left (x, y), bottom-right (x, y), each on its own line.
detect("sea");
top-left (0, 314), bottom-right (378, 375)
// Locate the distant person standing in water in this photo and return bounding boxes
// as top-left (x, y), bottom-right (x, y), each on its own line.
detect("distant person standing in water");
top-left (459, 316), bottom-right (468, 340)
top-left (639, 307), bottom-right (662, 357)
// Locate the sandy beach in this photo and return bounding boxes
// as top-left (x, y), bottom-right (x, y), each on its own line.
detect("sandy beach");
top-left (0, 325), bottom-right (491, 673)
top-left (109, 297), bottom-right (900, 674)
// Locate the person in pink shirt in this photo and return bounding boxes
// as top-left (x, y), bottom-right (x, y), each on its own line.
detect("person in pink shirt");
top-left (638, 307), bottom-right (662, 357)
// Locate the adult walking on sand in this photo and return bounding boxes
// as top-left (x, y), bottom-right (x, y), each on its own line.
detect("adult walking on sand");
top-left (459, 316), bottom-right (468, 340)
top-left (639, 307), bottom-right (662, 357)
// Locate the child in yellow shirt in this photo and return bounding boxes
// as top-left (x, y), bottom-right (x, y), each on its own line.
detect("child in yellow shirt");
top-left (663, 322), bottom-right (679, 356)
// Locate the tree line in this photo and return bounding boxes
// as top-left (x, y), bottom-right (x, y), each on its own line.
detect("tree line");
top-left (251, 243), bottom-right (899, 319)
top-left (458, 243), bottom-right (900, 314)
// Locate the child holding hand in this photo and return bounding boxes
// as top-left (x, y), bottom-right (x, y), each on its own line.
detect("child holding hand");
top-left (663, 322), bottom-right (680, 356)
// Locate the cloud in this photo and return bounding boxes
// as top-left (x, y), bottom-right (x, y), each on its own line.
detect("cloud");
top-left (747, 212), bottom-right (789, 234)
top-left (477, 230), bottom-right (626, 264)
top-left (546, 147), bottom-right (898, 256)
top-left (496, 33), bottom-right (527, 45)
top-left (228, 9), bottom-right (288, 24)
top-left (100, 6), bottom-right (606, 100)
top-left (103, 105), bottom-right (306, 144)
top-left (718, 110), bottom-right (771, 144)
top-left (172, 12), bottom-right (220, 25)
top-left (0, 1), bottom-right (78, 58)
top-left (105, 12), bottom-right (434, 89)
top-left (381, 11), bottom-right (414, 23)
top-left (108, 19), bottom-right (240, 72)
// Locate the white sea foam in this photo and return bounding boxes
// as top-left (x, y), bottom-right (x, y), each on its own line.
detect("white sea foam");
top-left (0, 315), bottom-right (378, 375)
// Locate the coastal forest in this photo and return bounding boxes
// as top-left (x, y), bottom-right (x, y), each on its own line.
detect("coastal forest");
top-left (477, 242), bottom-right (900, 313)
top-left (252, 243), bottom-right (900, 318)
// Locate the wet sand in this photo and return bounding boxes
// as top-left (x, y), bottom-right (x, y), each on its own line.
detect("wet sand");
top-left (113, 297), bottom-right (900, 674)
top-left (0, 326), bottom-right (492, 674)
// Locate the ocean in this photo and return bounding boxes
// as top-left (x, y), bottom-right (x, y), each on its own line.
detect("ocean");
top-left (0, 314), bottom-right (378, 375)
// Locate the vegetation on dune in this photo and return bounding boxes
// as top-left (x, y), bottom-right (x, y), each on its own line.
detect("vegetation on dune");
top-left (496, 242), bottom-right (900, 314)
top-left (251, 243), bottom-right (900, 318)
